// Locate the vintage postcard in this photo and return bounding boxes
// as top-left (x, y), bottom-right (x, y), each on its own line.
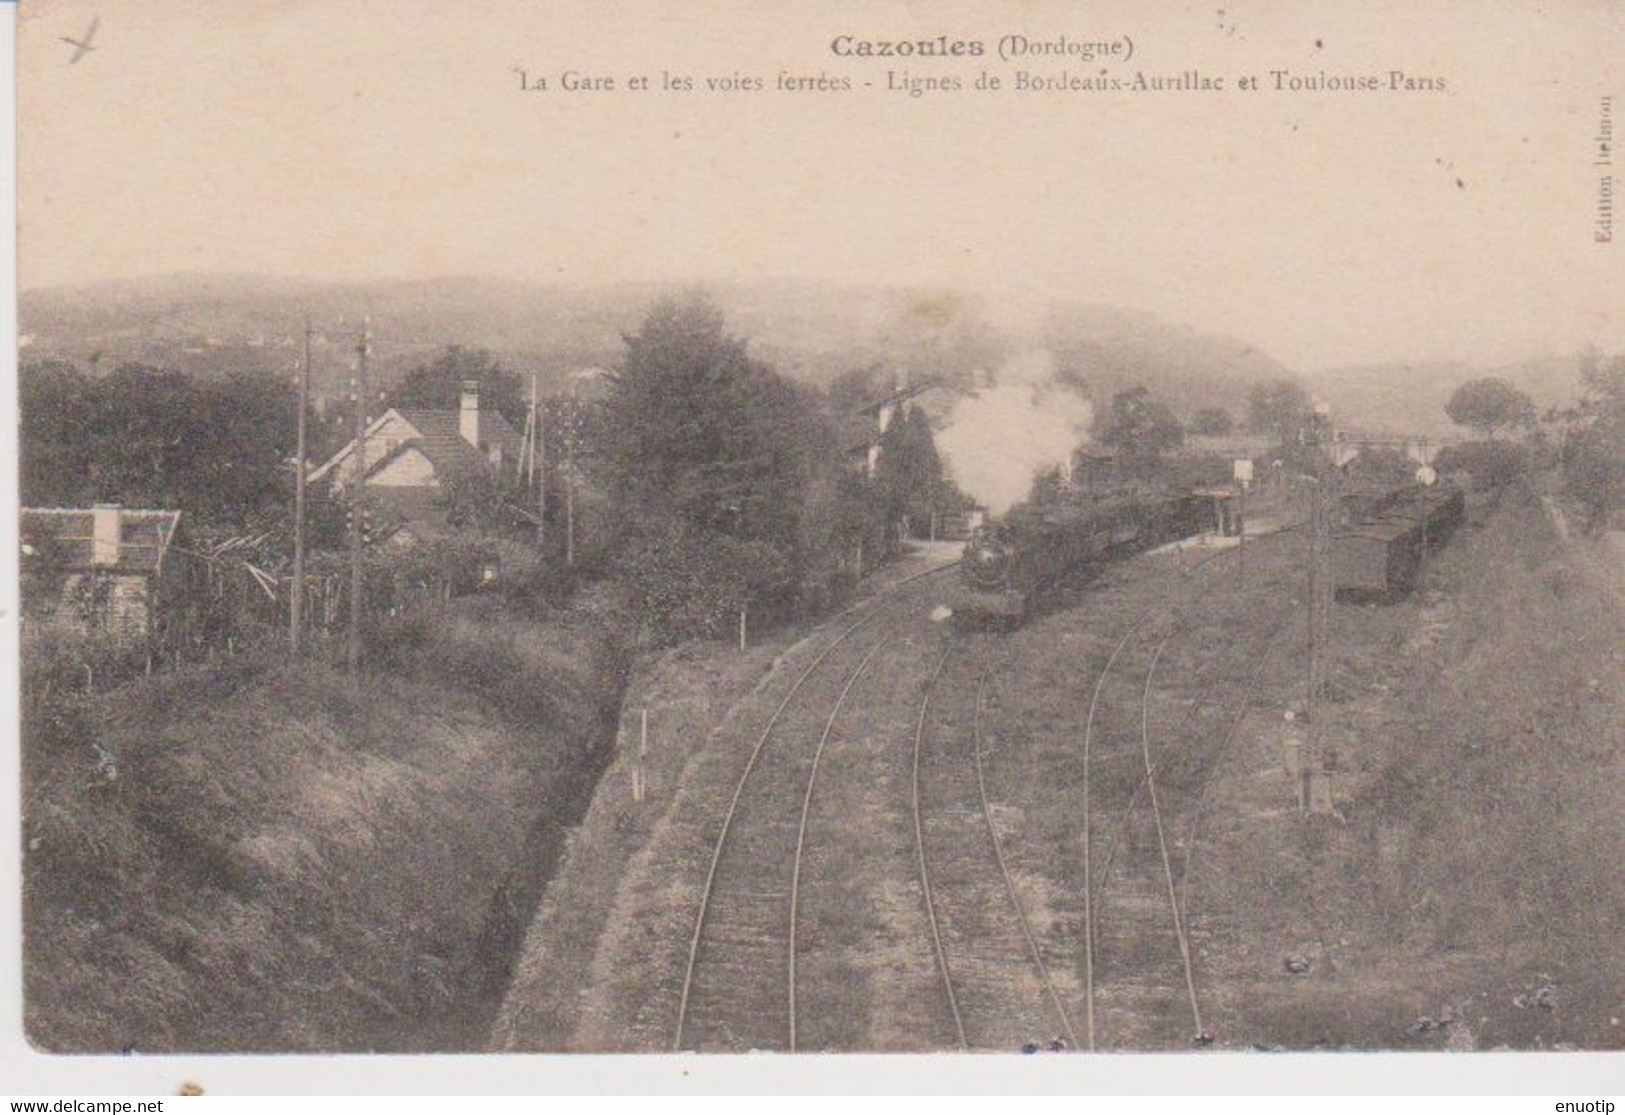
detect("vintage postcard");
top-left (7, 0), bottom-right (1623, 1090)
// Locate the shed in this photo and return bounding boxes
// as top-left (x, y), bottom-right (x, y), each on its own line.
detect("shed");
top-left (21, 506), bottom-right (188, 645)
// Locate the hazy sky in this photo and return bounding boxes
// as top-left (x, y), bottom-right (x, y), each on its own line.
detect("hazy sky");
top-left (18, 0), bottom-right (1625, 370)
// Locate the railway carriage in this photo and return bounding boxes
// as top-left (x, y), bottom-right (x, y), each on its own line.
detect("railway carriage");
top-left (954, 489), bottom-right (1220, 627)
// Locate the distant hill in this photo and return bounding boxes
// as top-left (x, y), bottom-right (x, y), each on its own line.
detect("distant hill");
top-left (1038, 300), bottom-right (1297, 418)
top-left (19, 273), bottom-right (1301, 416)
top-left (21, 273), bottom-right (1586, 437)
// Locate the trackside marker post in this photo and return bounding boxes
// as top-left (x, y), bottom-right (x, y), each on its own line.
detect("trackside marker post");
top-left (633, 707), bottom-right (649, 803)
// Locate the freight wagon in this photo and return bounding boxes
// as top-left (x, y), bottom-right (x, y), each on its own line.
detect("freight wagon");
top-left (1332, 481), bottom-right (1464, 601)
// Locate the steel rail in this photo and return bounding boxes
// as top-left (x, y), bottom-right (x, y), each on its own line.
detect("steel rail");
top-left (911, 646), bottom-right (968, 1050)
top-left (1076, 521), bottom-right (1310, 1048)
top-left (1138, 638), bottom-right (1206, 1042)
top-left (971, 668), bottom-right (1079, 1048)
top-left (787, 633), bottom-right (895, 1051)
top-left (671, 559), bottom-right (956, 1050)
top-left (1079, 546), bottom-right (1228, 1053)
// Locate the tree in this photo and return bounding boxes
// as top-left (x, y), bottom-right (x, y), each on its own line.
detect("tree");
top-left (21, 359), bottom-right (301, 537)
top-left (602, 296), bottom-right (817, 547)
top-left (1246, 379), bottom-right (1312, 444)
top-left (387, 346), bottom-right (525, 424)
top-left (612, 511), bottom-right (795, 645)
top-left (1343, 445), bottom-right (1414, 483)
top-left (827, 364), bottom-right (885, 415)
top-left (19, 360), bottom-right (94, 507)
top-left (437, 460), bottom-right (530, 533)
top-left (1434, 441), bottom-right (1527, 491)
top-left (1445, 377), bottom-right (1536, 438)
top-left (872, 405), bottom-right (956, 535)
top-left (1028, 465), bottom-right (1066, 505)
top-left (1189, 406), bottom-right (1235, 437)
top-left (598, 296), bottom-right (823, 638)
top-left (1560, 352), bottom-right (1625, 530)
top-left (1096, 385), bottom-right (1184, 463)
top-left (797, 466), bottom-right (886, 582)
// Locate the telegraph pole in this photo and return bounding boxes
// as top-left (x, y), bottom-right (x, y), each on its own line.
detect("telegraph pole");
top-left (532, 374), bottom-right (546, 552)
top-left (1302, 404), bottom-right (1335, 815)
top-left (347, 317), bottom-right (372, 682)
top-left (564, 391), bottom-right (576, 568)
top-left (1237, 483), bottom-right (1247, 578)
top-left (291, 316), bottom-right (313, 654)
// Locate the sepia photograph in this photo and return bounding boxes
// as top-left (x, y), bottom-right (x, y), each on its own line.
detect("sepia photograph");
top-left (6, 0), bottom-right (1624, 1093)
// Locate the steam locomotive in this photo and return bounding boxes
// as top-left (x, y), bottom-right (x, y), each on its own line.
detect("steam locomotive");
top-left (953, 489), bottom-right (1221, 627)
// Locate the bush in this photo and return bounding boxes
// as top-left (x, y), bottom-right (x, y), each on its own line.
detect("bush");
top-left (1432, 440), bottom-right (1526, 490)
top-left (611, 515), bottom-right (795, 646)
top-left (22, 622), bottom-right (154, 699)
top-left (1561, 423), bottom-right (1625, 533)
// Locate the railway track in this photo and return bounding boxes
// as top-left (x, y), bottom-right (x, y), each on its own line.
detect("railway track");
top-left (672, 561), bottom-right (956, 1051)
top-left (672, 524), bottom-right (1305, 1052)
top-left (1078, 526), bottom-right (1305, 1049)
top-left (908, 641), bottom-right (1083, 1050)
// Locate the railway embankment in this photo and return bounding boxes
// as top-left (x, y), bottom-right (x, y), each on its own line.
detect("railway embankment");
top-left (1185, 480), bottom-right (1623, 1050)
top-left (23, 594), bottom-right (629, 1053)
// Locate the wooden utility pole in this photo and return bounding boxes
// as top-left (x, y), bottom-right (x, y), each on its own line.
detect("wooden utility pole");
top-left (530, 374), bottom-right (546, 552)
top-left (347, 317), bottom-right (372, 682)
top-left (1237, 481), bottom-right (1248, 579)
top-left (565, 467), bottom-right (576, 567)
top-left (291, 317), bottom-right (312, 654)
top-left (1302, 407), bottom-right (1335, 814)
top-left (563, 394), bottom-right (576, 567)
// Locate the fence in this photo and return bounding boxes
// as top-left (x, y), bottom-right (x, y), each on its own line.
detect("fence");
top-left (21, 541), bottom-right (501, 699)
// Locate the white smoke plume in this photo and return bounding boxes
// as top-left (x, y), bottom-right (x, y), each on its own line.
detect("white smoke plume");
top-left (937, 351), bottom-right (1093, 515)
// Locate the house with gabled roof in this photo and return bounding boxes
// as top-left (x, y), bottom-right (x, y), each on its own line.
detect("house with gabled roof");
top-left (308, 381), bottom-right (523, 532)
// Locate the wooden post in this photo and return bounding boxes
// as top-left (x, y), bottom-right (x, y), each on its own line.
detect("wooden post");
top-left (563, 389), bottom-right (577, 567)
top-left (565, 463), bottom-right (575, 567)
top-left (532, 375), bottom-right (546, 554)
top-left (347, 317), bottom-right (371, 684)
top-left (633, 707), bottom-right (648, 803)
top-left (1303, 415), bottom-right (1336, 816)
top-left (1238, 485), bottom-right (1247, 579)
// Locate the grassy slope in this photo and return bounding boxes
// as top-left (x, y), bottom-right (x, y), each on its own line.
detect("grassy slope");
top-left (490, 635), bottom-right (791, 1051)
top-left (23, 599), bottom-right (619, 1053)
top-left (1192, 481), bottom-right (1623, 1049)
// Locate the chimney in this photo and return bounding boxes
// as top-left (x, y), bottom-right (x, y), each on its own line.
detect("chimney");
top-left (91, 504), bottom-right (122, 567)
top-left (459, 381), bottom-right (480, 447)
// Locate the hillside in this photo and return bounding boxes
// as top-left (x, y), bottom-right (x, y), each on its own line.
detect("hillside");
top-left (21, 274), bottom-right (1296, 421)
top-left (24, 273), bottom-right (1595, 445)
top-left (22, 597), bottom-right (629, 1052)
